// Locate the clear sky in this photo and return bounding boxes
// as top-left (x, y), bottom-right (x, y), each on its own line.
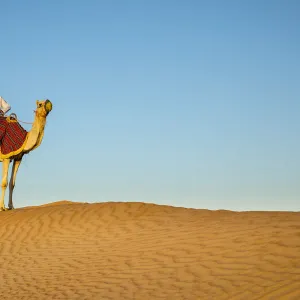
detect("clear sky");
top-left (0, 0), bottom-right (299, 211)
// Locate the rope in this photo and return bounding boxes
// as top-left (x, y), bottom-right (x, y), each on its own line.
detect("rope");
top-left (16, 119), bottom-right (33, 125)
top-left (7, 113), bottom-right (33, 125)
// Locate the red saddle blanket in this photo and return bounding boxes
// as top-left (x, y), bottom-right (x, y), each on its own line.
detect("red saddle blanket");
top-left (0, 116), bottom-right (28, 156)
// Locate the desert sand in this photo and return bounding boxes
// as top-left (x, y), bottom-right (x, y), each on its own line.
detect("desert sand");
top-left (0, 201), bottom-right (299, 299)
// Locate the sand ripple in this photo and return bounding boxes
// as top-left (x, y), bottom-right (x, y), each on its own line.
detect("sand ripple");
top-left (0, 202), bottom-right (299, 299)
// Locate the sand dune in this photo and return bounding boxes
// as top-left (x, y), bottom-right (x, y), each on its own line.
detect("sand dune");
top-left (0, 201), bottom-right (299, 299)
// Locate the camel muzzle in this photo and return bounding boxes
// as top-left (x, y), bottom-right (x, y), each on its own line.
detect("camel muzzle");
top-left (45, 100), bottom-right (53, 113)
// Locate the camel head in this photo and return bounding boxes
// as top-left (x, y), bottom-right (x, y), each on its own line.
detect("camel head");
top-left (36, 99), bottom-right (53, 117)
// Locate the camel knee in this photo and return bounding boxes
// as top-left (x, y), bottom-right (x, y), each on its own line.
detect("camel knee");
top-left (1, 178), bottom-right (8, 189)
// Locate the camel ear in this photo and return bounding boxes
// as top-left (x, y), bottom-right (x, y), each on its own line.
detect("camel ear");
top-left (36, 100), bottom-right (39, 106)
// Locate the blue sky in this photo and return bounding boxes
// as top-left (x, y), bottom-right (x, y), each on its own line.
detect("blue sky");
top-left (0, 0), bottom-right (299, 211)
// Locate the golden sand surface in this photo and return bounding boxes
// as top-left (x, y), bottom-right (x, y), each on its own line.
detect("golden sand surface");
top-left (0, 201), bottom-right (299, 299)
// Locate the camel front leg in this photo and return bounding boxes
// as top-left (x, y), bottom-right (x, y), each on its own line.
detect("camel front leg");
top-left (0, 159), bottom-right (10, 211)
top-left (8, 159), bottom-right (22, 210)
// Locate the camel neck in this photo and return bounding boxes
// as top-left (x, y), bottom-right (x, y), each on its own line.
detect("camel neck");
top-left (23, 113), bottom-right (47, 152)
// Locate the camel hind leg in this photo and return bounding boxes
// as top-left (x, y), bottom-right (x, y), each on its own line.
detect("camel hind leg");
top-left (0, 159), bottom-right (11, 211)
top-left (8, 159), bottom-right (22, 210)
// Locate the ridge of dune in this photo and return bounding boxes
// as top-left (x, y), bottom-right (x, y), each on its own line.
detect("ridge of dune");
top-left (0, 201), bottom-right (299, 299)
top-left (20, 200), bottom-right (84, 210)
top-left (39, 200), bottom-right (80, 207)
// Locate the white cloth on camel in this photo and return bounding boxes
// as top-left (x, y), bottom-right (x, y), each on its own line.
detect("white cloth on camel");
top-left (0, 96), bottom-right (11, 114)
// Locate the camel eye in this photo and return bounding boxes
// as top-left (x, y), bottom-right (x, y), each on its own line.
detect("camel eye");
top-left (38, 103), bottom-right (42, 107)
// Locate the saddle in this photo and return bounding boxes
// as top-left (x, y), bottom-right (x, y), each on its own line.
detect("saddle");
top-left (0, 110), bottom-right (17, 119)
top-left (8, 113), bottom-right (18, 121)
top-left (0, 112), bottom-right (28, 158)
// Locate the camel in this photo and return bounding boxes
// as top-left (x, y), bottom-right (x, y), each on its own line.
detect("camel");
top-left (0, 100), bottom-right (53, 211)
